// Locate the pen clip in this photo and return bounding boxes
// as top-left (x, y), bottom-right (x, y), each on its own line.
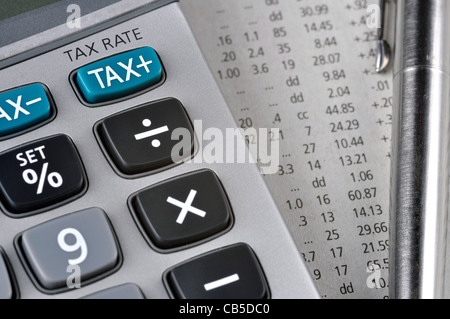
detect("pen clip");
top-left (375, 0), bottom-right (391, 73)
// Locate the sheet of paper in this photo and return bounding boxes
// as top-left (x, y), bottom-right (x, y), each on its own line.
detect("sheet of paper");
top-left (181, 0), bottom-right (399, 299)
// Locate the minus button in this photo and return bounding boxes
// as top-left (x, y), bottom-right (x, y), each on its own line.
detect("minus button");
top-left (164, 243), bottom-right (270, 299)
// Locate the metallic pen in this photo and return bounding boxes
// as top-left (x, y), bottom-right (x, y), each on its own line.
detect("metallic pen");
top-left (389, 0), bottom-right (450, 298)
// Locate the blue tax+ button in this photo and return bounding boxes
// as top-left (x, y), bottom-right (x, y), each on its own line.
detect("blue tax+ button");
top-left (0, 84), bottom-right (52, 138)
top-left (76, 47), bottom-right (163, 104)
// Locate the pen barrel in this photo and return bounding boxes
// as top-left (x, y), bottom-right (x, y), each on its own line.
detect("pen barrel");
top-left (390, 0), bottom-right (450, 299)
top-left (393, 0), bottom-right (450, 74)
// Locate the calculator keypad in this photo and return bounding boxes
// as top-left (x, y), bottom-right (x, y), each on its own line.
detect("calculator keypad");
top-left (0, 1), bottom-right (322, 299)
top-left (15, 208), bottom-right (121, 293)
top-left (0, 134), bottom-right (87, 217)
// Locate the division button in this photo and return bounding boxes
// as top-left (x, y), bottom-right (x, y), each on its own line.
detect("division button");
top-left (75, 47), bottom-right (163, 104)
top-left (96, 98), bottom-right (195, 176)
top-left (0, 134), bottom-right (87, 217)
top-left (0, 83), bottom-right (54, 139)
top-left (164, 243), bottom-right (270, 299)
top-left (83, 283), bottom-right (145, 299)
top-left (15, 208), bottom-right (122, 293)
top-left (129, 169), bottom-right (233, 251)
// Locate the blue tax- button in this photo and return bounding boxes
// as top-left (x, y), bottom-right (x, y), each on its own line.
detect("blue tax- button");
top-left (0, 84), bottom-right (52, 139)
top-left (76, 47), bottom-right (163, 104)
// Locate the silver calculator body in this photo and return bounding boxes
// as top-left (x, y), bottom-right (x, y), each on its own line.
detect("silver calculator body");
top-left (0, 0), bottom-right (319, 299)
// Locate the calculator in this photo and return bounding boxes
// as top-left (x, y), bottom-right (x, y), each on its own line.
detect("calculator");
top-left (0, 0), bottom-right (319, 299)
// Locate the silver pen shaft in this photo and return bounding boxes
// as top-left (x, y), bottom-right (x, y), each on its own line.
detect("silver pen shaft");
top-left (390, 0), bottom-right (450, 298)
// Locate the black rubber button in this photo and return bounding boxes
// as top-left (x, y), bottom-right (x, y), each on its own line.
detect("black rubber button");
top-left (164, 243), bottom-right (270, 299)
top-left (0, 134), bottom-right (87, 217)
top-left (129, 169), bottom-right (233, 251)
top-left (96, 98), bottom-right (194, 176)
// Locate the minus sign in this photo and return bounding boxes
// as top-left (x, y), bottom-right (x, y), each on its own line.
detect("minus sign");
top-left (204, 274), bottom-right (240, 291)
top-left (26, 97), bottom-right (42, 105)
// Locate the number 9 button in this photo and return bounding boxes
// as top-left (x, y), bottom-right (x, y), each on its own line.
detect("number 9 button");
top-left (14, 207), bottom-right (122, 293)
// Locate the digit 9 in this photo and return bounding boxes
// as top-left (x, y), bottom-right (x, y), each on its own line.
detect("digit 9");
top-left (57, 228), bottom-right (88, 265)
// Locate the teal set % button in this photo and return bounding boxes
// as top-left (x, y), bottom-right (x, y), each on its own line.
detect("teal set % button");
top-left (75, 47), bottom-right (163, 104)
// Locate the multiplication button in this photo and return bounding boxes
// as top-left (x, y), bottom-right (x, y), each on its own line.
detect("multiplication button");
top-left (0, 134), bottom-right (87, 217)
top-left (15, 208), bottom-right (122, 293)
top-left (128, 169), bottom-right (233, 252)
